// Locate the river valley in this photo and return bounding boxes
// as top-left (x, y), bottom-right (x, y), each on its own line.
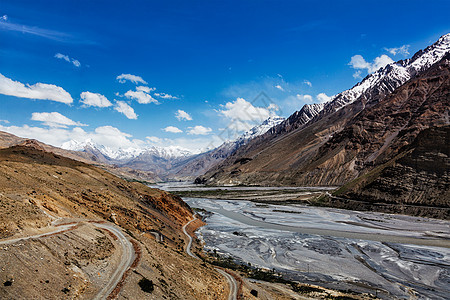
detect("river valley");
top-left (152, 183), bottom-right (450, 299)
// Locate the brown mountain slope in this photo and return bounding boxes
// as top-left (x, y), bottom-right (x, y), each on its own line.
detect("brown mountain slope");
top-left (0, 144), bottom-right (228, 299)
top-left (0, 144), bottom-right (192, 237)
top-left (329, 126), bottom-right (450, 219)
top-left (200, 53), bottom-right (450, 189)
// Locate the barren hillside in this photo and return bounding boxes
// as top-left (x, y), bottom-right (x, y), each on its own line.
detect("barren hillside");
top-left (0, 143), bottom-right (228, 299)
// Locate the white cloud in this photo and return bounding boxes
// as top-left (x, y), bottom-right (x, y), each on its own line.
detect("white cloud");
top-left (316, 93), bottom-right (331, 103)
top-left (188, 125), bottom-right (212, 135)
top-left (0, 119), bottom-right (9, 123)
top-left (154, 92), bottom-right (178, 99)
top-left (146, 136), bottom-right (163, 143)
top-left (220, 97), bottom-right (277, 123)
top-left (0, 124), bottom-right (143, 151)
top-left (71, 59), bottom-right (81, 67)
top-left (348, 55), bottom-right (371, 70)
top-left (116, 74), bottom-right (147, 85)
top-left (31, 112), bottom-right (87, 128)
top-left (136, 86), bottom-right (155, 93)
top-left (164, 126), bottom-right (183, 133)
top-left (384, 45), bottom-right (410, 56)
top-left (80, 91), bottom-right (112, 107)
top-left (219, 97), bottom-right (279, 134)
top-left (348, 54), bottom-right (394, 74)
top-left (303, 80), bottom-right (312, 87)
top-left (0, 17), bottom-right (71, 42)
top-left (221, 119), bottom-right (254, 133)
top-left (175, 110), bottom-right (192, 121)
top-left (114, 101), bottom-right (137, 119)
top-left (0, 73), bottom-right (73, 104)
top-left (353, 70), bottom-right (362, 79)
top-left (55, 53), bottom-right (81, 67)
top-left (284, 93), bottom-right (331, 111)
top-left (372, 55), bottom-right (394, 71)
top-left (55, 53), bottom-right (70, 62)
top-left (124, 87), bottom-right (158, 104)
top-left (275, 84), bottom-right (284, 91)
top-left (296, 94), bottom-right (313, 102)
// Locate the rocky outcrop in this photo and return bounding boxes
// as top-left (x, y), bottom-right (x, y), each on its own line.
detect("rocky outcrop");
top-left (331, 126), bottom-right (450, 219)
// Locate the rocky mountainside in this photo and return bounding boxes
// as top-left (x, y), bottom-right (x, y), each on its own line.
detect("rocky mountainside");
top-left (330, 126), bottom-right (450, 219)
top-left (199, 35), bottom-right (450, 202)
top-left (175, 116), bottom-right (285, 180)
top-left (0, 142), bottom-right (229, 299)
top-left (209, 34), bottom-right (450, 171)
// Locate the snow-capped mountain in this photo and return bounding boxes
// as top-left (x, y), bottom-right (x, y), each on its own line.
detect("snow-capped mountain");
top-left (326, 33), bottom-right (450, 112)
top-left (266, 103), bottom-right (326, 137)
top-left (175, 116), bottom-right (285, 179)
top-left (234, 116), bottom-right (285, 145)
top-left (198, 33), bottom-right (450, 187)
top-left (60, 116), bottom-right (284, 180)
top-left (264, 34), bottom-right (450, 138)
top-left (61, 139), bottom-right (192, 162)
top-left (141, 146), bottom-right (193, 160)
top-left (218, 116), bottom-right (286, 153)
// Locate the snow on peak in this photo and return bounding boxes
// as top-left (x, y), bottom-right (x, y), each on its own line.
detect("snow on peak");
top-left (61, 138), bottom-right (193, 161)
top-left (236, 116), bottom-right (285, 143)
top-left (142, 145), bottom-right (194, 159)
top-left (407, 33), bottom-right (450, 74)
top-left (330, 33), bottom-right (450, 111)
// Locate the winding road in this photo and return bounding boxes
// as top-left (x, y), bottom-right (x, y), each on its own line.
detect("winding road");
top-left (182, 215), bottom-right (238, 300)
top-left (92, 222), bottom-right (135, 300)
top-left (0, 223), bottom-right (77, 245)
top-left (0, 219), bottom-right (136, 300)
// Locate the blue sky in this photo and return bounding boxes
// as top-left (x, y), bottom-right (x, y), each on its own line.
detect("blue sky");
top-left (0, 0), bottom-right (449, 152)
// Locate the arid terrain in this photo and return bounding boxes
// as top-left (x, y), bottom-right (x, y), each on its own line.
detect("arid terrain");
top-left (0, 143), bottom-right (231, 299)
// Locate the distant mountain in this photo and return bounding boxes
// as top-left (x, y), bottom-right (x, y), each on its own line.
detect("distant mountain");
top-left (60, 116), bottom-right (285, 181)
top-left (62, 139), bottom-right (193, 162)
top-left (62, 139), bottom-right (195, 180)
top-left (176, 116), bottom-right (285, 180)
top-left (0, 131), bottom-right (160, 183)
top-left (199, 33), bottom-right (450, 199)
top-left (62, 139), bottom-right (144, 161)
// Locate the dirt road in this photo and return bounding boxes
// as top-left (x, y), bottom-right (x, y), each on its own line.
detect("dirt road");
top-left (93, 222), bottom-right (135, 300)
top-left (0, 219), bottom-right (136, 300)
top-left (182, 215), bottom-right (238, 300)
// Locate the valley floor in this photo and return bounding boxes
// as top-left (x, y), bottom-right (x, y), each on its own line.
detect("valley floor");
top-left (180, 192), bottom-right (450, 299)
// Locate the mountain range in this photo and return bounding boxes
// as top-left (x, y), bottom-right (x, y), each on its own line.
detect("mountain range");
top-left (60, 115), bottom-right (285, 181)
top-left (196, 33), bottom-right (450, 217)
top-left (1, 34), bottom-right (448, 218)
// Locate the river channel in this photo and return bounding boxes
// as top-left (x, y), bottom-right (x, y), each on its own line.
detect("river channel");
top-left (152, 183), bottom-right (450, 299)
